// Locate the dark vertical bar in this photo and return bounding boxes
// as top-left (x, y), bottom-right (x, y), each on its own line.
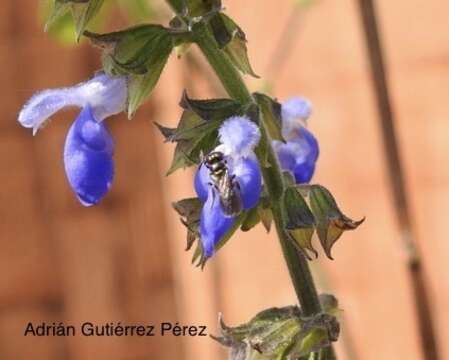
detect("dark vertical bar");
top-left (356, 1), bottom-right (439, 359)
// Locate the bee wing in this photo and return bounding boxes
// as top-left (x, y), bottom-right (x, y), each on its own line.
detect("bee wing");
top-left (219, 176), bottom-right (242, 217)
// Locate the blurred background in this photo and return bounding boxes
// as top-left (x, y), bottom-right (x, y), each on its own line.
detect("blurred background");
top-left (1, 0), bottom-right (448, 359)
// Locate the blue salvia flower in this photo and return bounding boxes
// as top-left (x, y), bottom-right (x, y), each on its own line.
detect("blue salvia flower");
top-left (194, 116), bottom-right (262, 258)
top-left (273, 97), bottom-right (319, 184)
top-left (18, 73), bottom-right (128, 206)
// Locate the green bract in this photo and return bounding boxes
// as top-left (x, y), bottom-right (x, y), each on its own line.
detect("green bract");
top-left (212, 294), bottom-right (340, 360)
top-left (46, 0), bottom-right (105, 40)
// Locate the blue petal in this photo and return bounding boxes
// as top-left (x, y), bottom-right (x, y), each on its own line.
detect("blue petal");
top-left (274, 127), bottom-right (319, 184)
top-left (64, 105), bottom-right (114, 206)
top-left (18, 72), bottom-right (127, 135)
top-left (274, 141), bottom-right (297, 172)
top-left (298, 127), bottom-right (319, 163)
top-left (232, 157), bottom-right (262, 209)
top-left (281, 97), bottom-right (312, 122)
top-left (194, 164), bottom-right (209, 202)
top-left (218, 116), bottom-right (260, 157)
top-left (293, 161), bottom-right (316, 184)
top-left (200, 188), bottom-right (235, 258)
top-left (281, 97), bottom-right (312, 139)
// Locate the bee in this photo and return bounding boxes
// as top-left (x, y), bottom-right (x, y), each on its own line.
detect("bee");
top-left (204, 151), bottom-right (242, 217)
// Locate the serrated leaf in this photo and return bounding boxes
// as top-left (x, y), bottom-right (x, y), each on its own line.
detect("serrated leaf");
top-left (210, 14), bottom-right (259, 78)
top-left (309, 185), bottom-right (365, 260)
top-left (162, 93), bottom-right (245, 176)
top-left (165, 109), bottom-right (207, 141)
top-left (180, 91), bottom-right (242, 120)
top-left (43, 1), bottom-right (95, 40)
top-left (71, 0), bottom-right (105, 40)
top-left (254, 93), bottom-right (284, 142)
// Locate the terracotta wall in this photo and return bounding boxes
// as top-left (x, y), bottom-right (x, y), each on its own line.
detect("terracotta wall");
top-left (1, 0), bottom-right (448, 359)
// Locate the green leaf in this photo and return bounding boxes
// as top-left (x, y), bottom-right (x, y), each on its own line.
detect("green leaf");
top-left (180, 91), bottom-right (242, 121)
top-left (187, 0), bottom-right (221, 17)
top-left (71, 0), bottom-right (105, 40)
top-left (163, 107), bottom-right (207, 141)
top-left (46, 0), bottom-right (106, 41)
top-left (127, 47), bottom-right (171, 116)
top-left (157, 92), bottom-right (246, 175)
top-left (283, 186), bottom-right (317, 259)
top-left (210, 14), bottom-right (259, 78)
top-left (166, 130), bottom-right (218, 175)
top-left (309, 185), bottom-right (365, 260)
top-left (254, 93), bottom-right (284, 142)
top-left (86, 25), bottom-right (172, 74)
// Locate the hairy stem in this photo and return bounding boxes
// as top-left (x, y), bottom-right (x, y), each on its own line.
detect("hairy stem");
top-left (192, 22), bottom-right (252, 104)
top-left (193, 21), bottom-right (335, 357)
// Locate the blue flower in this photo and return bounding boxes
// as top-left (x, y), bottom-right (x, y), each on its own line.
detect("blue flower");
top-left (273, 97), bottom-right (319, 184)
top-left (18, 72), bottom-right (127, 206)
top-left (194, 116), bottom-right (262, 258)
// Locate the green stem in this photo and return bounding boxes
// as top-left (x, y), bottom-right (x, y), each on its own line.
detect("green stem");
top-left (260, 129), bottom-right (321, 316)
top-left (192, 22), bottom-right (252, 104)
top-left (193, 20), bottom-right (335, 358)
